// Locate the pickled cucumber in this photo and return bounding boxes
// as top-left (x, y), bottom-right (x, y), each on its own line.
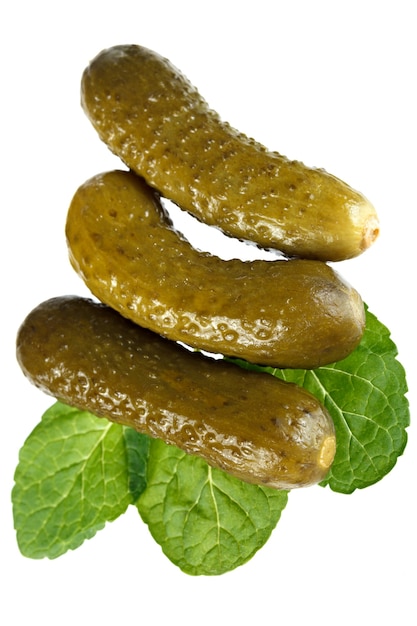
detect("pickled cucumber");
top-left (16, 296), bottom-right (336, 489)
top-left (66, 170), bottom-right (365, 369)
top-left (81, 44), bottom-right (379, 261)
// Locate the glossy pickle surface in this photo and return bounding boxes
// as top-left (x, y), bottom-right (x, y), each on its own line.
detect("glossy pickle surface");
top-left (81, 44), bottom-right (379, 261)
top-left (66, 170), bottom-right (366, 369)
top-left (16, 296), bottom-right (336, 490)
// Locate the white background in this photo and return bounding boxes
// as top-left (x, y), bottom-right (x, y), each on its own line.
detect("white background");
top-left (1, 1), bottom-right (415, 624)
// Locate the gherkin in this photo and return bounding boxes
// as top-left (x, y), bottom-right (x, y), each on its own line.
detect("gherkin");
top-left (66, 170), bottom-right (366, 368)
top-left (81, 44), bottom-right (379, 262)
top-left (16, 296), bottom-right (336, 490)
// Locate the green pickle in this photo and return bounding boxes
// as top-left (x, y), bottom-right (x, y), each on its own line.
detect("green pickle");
top-left (16, 296), bottom-right (336, 489)
top-left (66, 170), bottom-right (365, 369)
top-left (81, 44), bottom-right (379, 261)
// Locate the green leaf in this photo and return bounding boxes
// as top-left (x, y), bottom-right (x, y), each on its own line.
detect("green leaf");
top-left (241, 307), bottom-right (409, 494)
top-left (137, 438), bottom-right (288, 576)
top-left (12, 401), bottom-right (148, 559)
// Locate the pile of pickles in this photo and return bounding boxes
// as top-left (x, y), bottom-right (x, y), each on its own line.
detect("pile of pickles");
top-left (16, 44), bottom-right (379, 490)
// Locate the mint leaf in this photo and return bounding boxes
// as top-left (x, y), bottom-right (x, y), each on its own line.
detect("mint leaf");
top-left (252, 307), bottom-right (409, 494)
top-left (137, 438), bottom-right (288, 576)
top-left (12, 401), bottom-right (147, 559)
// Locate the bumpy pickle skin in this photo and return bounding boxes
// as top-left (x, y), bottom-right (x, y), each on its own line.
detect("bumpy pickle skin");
top-left (16, 296), bottom-right (336, 489)
top-left (80, 44), bottom-right (379, 262)
top-left (66, 170), bottom-right (365, 369)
